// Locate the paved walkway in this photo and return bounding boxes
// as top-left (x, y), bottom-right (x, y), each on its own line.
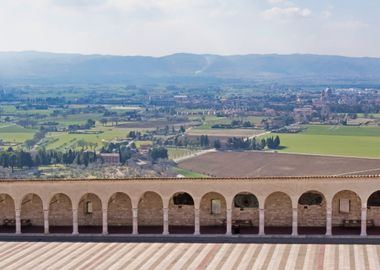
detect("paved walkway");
top-left (0, 241), bottom-right (379, 269)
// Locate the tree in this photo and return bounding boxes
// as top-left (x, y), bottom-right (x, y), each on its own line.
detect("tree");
top-left (86, 119), bottom-right (96, 128)
top-left (274, 136), bottom-right (280, 149)
top-left (100, 118), bottom-right (108, 126)
top-left (150, 147), bottom-right (168, 161)
top-left (213, 139), bottom-right (221, 149)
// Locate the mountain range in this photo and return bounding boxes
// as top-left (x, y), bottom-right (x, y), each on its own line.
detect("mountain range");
top-left (1, 51), bottom-right (380, 85)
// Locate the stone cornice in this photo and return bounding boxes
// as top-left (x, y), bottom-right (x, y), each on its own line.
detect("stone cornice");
top-left (0, 174), bottom-right (379, 183)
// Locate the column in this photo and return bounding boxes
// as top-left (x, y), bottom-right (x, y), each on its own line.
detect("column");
top-left (43, 209), bottom-right (49, 234)
top-left (361, 207), bottom-right (367, 237)
top-left (132, 208), bottom-right (138, 235)
top-left (326, 207), bottom-right (332, 236)
top-left (226, 209), bottom-right (232, 235)
top-left (259, 208), bottom-right (265, 236)
top-left (194, 208), bottom-right (200, 235)
top-left (163, 208), bottom-right (169, 235)
top-left (72, 208), bottom-right (78, 235)
top-left (102, 208), bottom-right (108, 235)
top-left (292, 207), bottom-right (298, 236)
top-left (15, 209), bottom-right (21, 234)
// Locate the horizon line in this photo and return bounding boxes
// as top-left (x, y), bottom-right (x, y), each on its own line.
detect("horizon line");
top-left (1, 50), bottom-right (379, 60)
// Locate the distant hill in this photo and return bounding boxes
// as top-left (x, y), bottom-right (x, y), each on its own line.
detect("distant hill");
top-left (1, 51), bottom-right (380, 85)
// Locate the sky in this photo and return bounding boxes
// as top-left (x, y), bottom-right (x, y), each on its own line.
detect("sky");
top-left (0, 0), bottom-right (379, 57)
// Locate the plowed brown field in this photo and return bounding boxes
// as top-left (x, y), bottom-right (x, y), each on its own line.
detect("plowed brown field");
top-left (178, 151), bottom-right (380, 177)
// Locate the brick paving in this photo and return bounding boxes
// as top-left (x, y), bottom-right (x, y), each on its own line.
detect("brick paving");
top-left (1, 241), bottom-right (380, 269)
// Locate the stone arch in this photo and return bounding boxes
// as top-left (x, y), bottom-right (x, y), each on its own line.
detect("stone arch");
top-left (168, 192), bottom-right (195, 234)
top-left (0, 194), bottom-right (15, 233)
top-left (232, 192), bottom-right (259, 234)
top-left (367, 190), bottom-right (380, 235)
top-left (20, 193), bottom-right (44, 233)
top-left (49, 193), bottom-right (73, 234)
top-left (332, 190), bottom-right (361, 235)
top-left (78, 193), bottom-right (102, 234)
top-left (264, 191), bottom-right (292, 235)
top-left (108, 192), bottom-right (132, 234)
top-left (138, 191), bottom-right (163, 234)
top-left (200, 192), bottom-right (226, 234)
top-left (297, 190), bottom-right (326, 235)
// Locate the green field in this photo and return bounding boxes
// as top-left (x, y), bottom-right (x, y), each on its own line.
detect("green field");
top-left (0, 124), bottom-right (36, 143)
top-left (167, 148), bottom-right (201, 160)
top-left (44, 126), bottom-right (152, 150)
top-left (194, 116), bottom-right (265, 129)
top-left (265, 125), bottom-right (380, 158)
top-left (45, 113), bottom-right (104, 127)
top-left (172, 167), bottom-right (208, 178)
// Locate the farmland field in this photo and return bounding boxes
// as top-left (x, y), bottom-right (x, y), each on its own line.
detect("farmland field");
top-left (43, 126), bottom-right (152, 150)
top-left (178, 151), bottom-right (380, 177)
top-left (186, 128), bottom-right (266, 137)
top-left (263, 125), bottom-right (380, 158)
top-left (172, 167), bottom-right (208, 178)
top-left (167, 148), bottom-right (201, 160)
top-left (0, 124), bottom-right (36, 143)
top-left (193, 116), bottom-right (265, 129)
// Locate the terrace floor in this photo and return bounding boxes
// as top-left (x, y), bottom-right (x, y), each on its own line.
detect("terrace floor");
top-left (1, 241), bottom-right (380, 269)
top-left (1, 225), bottom-right (379, 236)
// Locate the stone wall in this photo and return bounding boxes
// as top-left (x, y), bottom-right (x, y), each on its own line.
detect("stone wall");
top-left (169, 198), bottom-right (194, 226)
top-left (49, 193), bottom-right (73, 226)
top-left (368, 207), bottom-right (380, 226)
top-left (0, 194), bottom-right (15, 225)
top-left (21, 194), bottom-right (43, 226)
top-left (332, 191), bottom-right (361, 226)
top-left (265, 192), bottom-right (292, 227)
top-left (138, 192), bottom-right (163, 226)
top-left (200, 192), bottom-right (226, 226)
top-left (232, 208), bottom-right (259, 226)
top-left (298, 204), bottom-right (326, 227)
top-left (78, 193), bottom-right (102, 226)
top-left (108, 192), bottom-right (132, 226)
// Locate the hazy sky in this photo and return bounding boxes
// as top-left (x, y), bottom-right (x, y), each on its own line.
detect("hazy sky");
top-left (1, 0), bottom-right (379, 57)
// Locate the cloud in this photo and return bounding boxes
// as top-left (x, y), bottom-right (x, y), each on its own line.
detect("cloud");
top-left (267, 0), bottom-right (287, 4)
top-left (322, 10), bottom-right (331, 18)
top-left (50, 0), bottom-right (107, 7)
top-left (262, 6), bottom-right (312, 20)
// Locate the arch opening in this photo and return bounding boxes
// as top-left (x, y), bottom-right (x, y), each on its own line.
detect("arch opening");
top-left (78, 193), bottom-right (102, 234)
top-left (332, 190), bottom-right (361, 235)
top-left (297, 191), bottom-right (326, 235)
top-left (200, 192), bottom-right (226, 234)
top-left (232, 192), bottom-right (259, 234)
top-left (21, 193), bottom-right (43, 233)
top-left (367, 191), bottom-right (380, 235)
top-left (169, 192), bottom-right (195, 234)
top-left (0, 194), bottom-right (15, 233)
top-left (138, 192), bottom-right (163, 234)
top-left (108, 192), bottom-right (132, 234)
top-left (264, 192), bottom-right (292, 235)
top-left (49, 193), bottom-right (73, 233)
